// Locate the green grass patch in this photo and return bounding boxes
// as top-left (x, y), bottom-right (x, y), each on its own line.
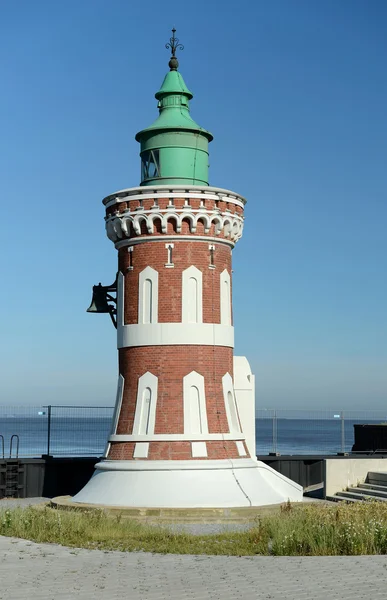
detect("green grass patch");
top-left (2, 501), bottom-right (387, 556)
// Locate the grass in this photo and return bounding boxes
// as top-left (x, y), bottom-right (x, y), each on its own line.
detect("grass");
top-left (2, 501), bottom-right (387, 556)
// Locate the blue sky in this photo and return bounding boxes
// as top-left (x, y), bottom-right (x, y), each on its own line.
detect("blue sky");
top-left (0, 0), bottom-right (386, 409)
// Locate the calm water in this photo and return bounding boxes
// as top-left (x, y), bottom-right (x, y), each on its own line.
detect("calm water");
top-left (0, 412), bottom-right (382, 457)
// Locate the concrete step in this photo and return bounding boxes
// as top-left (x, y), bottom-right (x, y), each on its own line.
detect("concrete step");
top-left (367, 471), bottom-right (387, 486)
top-left (326, 495), bottom-right (361, 503)
top-left (347, 487), bottom-right (387, 500)
top-left (337, 490), bottom-right (387, 502)
top-left (358, 483), bottom-right (387, 493)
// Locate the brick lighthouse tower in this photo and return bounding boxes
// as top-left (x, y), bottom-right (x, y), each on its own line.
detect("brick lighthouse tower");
top-left (73, 31), bottom-right (302, 507)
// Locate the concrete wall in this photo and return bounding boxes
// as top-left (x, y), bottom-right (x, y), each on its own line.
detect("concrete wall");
top-left (233, 356), bottom-right (256, 459)
top-left (324, 457), bottom-right (387, 497)
top-left (0, 458), bottom-right (99, 499)
top-left (7, 456), bottom-right (387, 499)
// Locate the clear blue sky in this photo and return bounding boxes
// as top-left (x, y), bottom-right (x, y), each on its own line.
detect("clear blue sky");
top-left (0, 0), bottom-right (386, 410)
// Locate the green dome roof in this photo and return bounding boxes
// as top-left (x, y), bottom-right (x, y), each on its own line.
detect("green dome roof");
top-left (135, 69), bottom-right (212, 142)
top-left (155, 70), bottom-right (193, 100)
top-left (135, 34), bottom-right (213, 186)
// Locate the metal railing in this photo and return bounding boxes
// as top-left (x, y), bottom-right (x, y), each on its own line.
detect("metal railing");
top-left (0, 406), bottom-right (387, 458)
top-left (0, 405), bottom-right (113, 458)
top-left (255, 409), bottom-right (387, 455)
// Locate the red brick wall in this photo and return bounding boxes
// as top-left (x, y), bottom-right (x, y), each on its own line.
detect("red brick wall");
top-left (105, 192), bottom-right (246, 464)
top-left (118, 240), bottom-right (232, 325)
top-left (117, 346), bottom-right (233, 436)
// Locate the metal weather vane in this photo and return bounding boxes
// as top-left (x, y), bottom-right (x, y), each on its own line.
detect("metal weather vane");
top-left (165, 28), bottom-right (184, 70)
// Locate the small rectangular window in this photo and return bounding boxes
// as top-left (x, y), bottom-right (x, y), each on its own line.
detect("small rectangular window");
top-left (141, 150), bottom-right (160, 180)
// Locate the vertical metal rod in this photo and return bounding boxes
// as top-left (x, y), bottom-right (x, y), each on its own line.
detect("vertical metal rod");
top-left (47, 405), bottom-right (52, 457)
top-left (341, 410), bottom-right (345, 453)
top-left (272, 410), bottom-right (278, 454)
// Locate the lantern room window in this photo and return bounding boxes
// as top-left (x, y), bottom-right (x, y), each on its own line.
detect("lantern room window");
top-left (141, 150), bottom-right (160, 180)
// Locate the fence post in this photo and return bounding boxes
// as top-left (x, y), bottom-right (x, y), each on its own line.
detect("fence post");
top-left (340, 410), bottom-right (345, 453)
top-left (46, 405), bottom-right (52, 457)
top-left (272, 410), bottom-right (278, 454)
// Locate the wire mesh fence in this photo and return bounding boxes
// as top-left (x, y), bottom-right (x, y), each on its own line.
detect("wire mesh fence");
top-left (0, 406), bottom-right (114, 458)
top-left (47, 406), bottom-right (113, 457)
top-left (255, 409), bottom-right (387, 455)
top-left (0, 406), bottom-right (387, 458)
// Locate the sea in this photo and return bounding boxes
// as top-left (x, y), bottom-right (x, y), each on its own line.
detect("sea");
top-left (0, 408), bottom-right (385, 458)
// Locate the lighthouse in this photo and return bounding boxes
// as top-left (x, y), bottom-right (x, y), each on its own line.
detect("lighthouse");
top-left (73, 31), bottom-right (302, 507)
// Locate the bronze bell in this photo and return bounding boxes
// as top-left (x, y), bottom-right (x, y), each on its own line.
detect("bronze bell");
top-left (86, 277), bottom-right (118, 327)
top-left (87, 284), bottom-right (112, 314)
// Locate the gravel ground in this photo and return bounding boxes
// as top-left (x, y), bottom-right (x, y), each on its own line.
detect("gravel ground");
top-left (0, 497), bottom-right (49, 509)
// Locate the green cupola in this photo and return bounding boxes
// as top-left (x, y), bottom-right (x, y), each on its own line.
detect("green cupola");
top-left (135, 29), bottom-right (213, 187)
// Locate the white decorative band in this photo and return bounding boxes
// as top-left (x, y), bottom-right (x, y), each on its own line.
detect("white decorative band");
top-left (109, 433), bottom-right (246, 442)
top-left (118, 323), bottom-right (234, 348)
top-left (105, 209), bottom-right (244, 244)
top-left (115, 235), bottom-right (235, 250)
top-left (103, 185), bottom-right (246, 208)
top-left (96, 458), bottom-right (258, 472)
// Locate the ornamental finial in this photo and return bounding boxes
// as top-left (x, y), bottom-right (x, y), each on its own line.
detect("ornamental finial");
top-left (165, 28), bottom-right (184, 71)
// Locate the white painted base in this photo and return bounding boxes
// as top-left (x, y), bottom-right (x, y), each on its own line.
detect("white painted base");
top-left (72, 459), bottom-right (303, 508)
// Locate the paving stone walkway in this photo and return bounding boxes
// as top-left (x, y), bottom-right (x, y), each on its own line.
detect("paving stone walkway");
top-left (0, 535), bottom-right (387, 600)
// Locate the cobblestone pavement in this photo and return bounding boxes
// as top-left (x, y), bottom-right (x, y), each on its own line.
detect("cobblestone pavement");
top-left (0, 536), bottom-right (387, 600)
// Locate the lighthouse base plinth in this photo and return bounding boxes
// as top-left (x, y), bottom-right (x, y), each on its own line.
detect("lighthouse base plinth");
top-left (71, 459), bottom-right (303, 508)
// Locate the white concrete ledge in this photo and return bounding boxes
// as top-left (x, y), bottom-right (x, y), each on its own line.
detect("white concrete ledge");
top-left (109, 433), bottom-right (245, 442)
top-left (115, 236), bottom-right (235, 250)
top-left (96, 458), bottom-right (259, 471)
top-left (103, 184), bottom-right (246, 207)
top-left (72, 459), bottom-right (303, 508)
top-left (118, 323), bottom-right (234, 348)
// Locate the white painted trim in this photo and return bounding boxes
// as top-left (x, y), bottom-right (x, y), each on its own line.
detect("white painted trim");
top-left (103, 443), bottom-right (111, 459)
top-left (115, 236), bottom-right (235, 250)
top-left (105, 193), bottom-right (245, 210)
top-left (106, 208), bottom-right (244, 220)
top-left (183, 371), bottom-right (208, 434)
top-left (96, 458), bottom-right (258, 471)
top-left (105, 374), bottom-right (125, 459)
top-left (109, 433), bottom-right (245, 442)
top-left (138, 266), bottom-right (158, 324)
top-left (233, 356), bottom-right (256, 460)
top-left (106, 210), bottom-right (244, 244)
top-left (220, 269), bottom-right (231, 326)
top-left (182, 266), bottom-right (203, 324)
top-left (111, 375), bottom-right (125, 436)
top-left (236, 441), bottom-right (247, 457)
top-left (116, 272), bottom-right (124, 328)
top-left (164, 242), bottom-right (174, 267)
top-left (222, 372), bottom-right (241, 434)
top-left (191, 442), bottom-right (207, 458)
top-left (103, 184), bottom-right (246, 207)
top-left (127, 246), bottom-right (134, 270)
top-left (133, 442), bottom-right (149, 458)
top-left (117, 323), bottom-right (234, 348)
top-left (132, 372), bottom-right (158, 435)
